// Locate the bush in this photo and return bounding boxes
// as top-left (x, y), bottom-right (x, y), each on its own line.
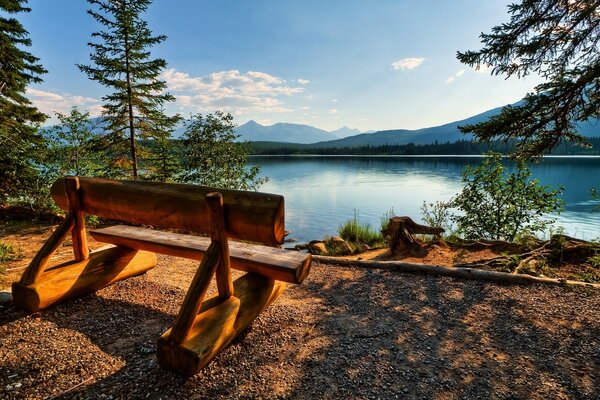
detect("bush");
top-left (0, 242), bottom-right (22, 264)
top-left (452, 152), bottom-right (563, 241)
top-left (420, 200), bottom-right (452, 234)
top-left (338, 210), bottom-right (385, 247)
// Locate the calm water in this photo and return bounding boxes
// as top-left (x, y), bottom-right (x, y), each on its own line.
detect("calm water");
top-left (248, 156), bottom-right (600, 243)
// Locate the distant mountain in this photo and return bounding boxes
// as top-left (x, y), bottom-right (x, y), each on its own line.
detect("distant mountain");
top-left (329, 126), bottom-right (362, 138)
top-left (307, 106), bottom-right (599, 148)
top-left (234, 120), bottom-right (338, 144)
top-left (307, 106), bottom-right (508, 148)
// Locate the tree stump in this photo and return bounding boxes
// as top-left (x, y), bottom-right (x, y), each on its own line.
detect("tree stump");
top-left (382, 216), bottom-right (445, 253)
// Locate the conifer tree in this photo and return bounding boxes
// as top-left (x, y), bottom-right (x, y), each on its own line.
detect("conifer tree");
top-left (457, 0), bottom-right (599, 159)
top-left (78, 0), bottom-right (179, 178)
top-left (0, 0), bottom-right (47, 202)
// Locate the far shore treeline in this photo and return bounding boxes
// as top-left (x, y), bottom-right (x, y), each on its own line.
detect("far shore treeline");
top-left (248, 137), bottom-right (600, 156)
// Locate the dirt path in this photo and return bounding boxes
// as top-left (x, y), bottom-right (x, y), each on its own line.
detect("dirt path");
top-left (1, 255), bottom-right (599, 399)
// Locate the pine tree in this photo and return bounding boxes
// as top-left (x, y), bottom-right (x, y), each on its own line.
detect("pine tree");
top-left (0, 0), bottom-right (47, 202)
top-left (78, 0), bottom-right (179, 178)
top-left (457, 0), bottom-right (599, 159)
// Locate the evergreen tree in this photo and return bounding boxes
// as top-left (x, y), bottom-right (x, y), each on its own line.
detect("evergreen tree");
top-left (181, 112), bottom-right (268, 191)
top-left (144, 110), bottom-right (182, 182)
top-left (457, 0), bottom-right (599, 159)
top-left (78, 0), bottom-right (179, 178)
top-left (0, 0), bottom-right (47, 202)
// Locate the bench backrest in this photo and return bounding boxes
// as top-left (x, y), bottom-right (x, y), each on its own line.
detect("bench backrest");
top-left (50, 177), bottom-right (285, 246)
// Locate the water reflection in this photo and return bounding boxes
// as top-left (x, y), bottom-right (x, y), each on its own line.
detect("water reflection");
top-left (249, 156), bottom-right (600, 242)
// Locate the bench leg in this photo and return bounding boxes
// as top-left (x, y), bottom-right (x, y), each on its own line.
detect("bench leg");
top-left (12, 246), bottom-right (156, 312)
top-left (157, 272), bottom-right (286, 376)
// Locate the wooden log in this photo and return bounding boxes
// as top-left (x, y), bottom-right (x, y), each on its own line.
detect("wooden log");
top-left (19, 214), bottom-right (75, 286)
top-left (50, 177), bottom-right (285, 246)
top-left (12, 246), bottom-right (157, 312)
top-left (157, 272), bottom-right (286, 376)
top-left (207, 192), bottom-right (233, 299)
top-left (65, 177), bottom-right (89, 261)
top-left (90, 225), bottom-right (312, 284)
top-left (312, 255), bottom-right (600, 289)
top-left (169, 242), bottom-right (221, 344)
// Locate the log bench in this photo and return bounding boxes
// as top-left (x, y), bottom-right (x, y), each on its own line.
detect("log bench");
top-left (12, 176), bottom-right (312, 376)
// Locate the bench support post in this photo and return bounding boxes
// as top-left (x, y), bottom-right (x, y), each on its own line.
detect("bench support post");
top-left (13, 176), bottom-right (157, 312)
top-left (156, 191), bottom-right (287, 376)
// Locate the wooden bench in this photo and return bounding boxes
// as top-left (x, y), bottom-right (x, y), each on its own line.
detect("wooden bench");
top-left (12, 176), bottom-right (311, 376)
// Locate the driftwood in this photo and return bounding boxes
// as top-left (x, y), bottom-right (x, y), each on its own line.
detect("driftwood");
top-left (312, 255), bottom-right (600, 289)
top-left (455, 234), bottom-right (599, 273)
top-left (382, 216), bottom-right (444, 253)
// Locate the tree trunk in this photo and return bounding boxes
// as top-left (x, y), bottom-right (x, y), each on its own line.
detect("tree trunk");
top-left (382, 216), bottom-right (444, 253)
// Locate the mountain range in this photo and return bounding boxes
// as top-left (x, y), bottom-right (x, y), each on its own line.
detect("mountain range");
top-left (235, 104), bottom-right (600, 147)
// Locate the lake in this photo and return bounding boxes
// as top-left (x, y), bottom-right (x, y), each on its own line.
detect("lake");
top-left (248, 156), bottom-right (600, 243)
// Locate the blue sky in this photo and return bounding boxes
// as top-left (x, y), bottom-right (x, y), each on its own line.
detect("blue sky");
top-left (21, 0), bottom-right (542, 131)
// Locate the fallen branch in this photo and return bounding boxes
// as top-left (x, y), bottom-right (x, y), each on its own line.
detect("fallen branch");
top-left (312, 255), bottom-right (600, 289)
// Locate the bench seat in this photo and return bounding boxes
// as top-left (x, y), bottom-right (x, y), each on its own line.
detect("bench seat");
top-left (90, 225), bottom-right (311, 284)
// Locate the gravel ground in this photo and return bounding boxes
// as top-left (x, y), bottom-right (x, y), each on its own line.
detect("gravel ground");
top-left (1, 257), bottom-right (599, 400)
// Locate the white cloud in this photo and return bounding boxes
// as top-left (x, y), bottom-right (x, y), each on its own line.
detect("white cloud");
top-left (162, 68), bottom-right (304, 115)
top-left (446, 69), bottom-right (466, 84)
top-left (26, 88), bottom-right (103, 117)
top-left (297, 79), bottom-right (310, 85)
top-left (356, 118), bottom-right (367, 122)
top-left (332, 99), bottom-right (338, 103)
top-left (391, 57), bottom-right (426, 71)
top-left (328, 108), bottom-right (338, 114)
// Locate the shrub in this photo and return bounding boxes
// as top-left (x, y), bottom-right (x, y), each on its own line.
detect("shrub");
top-left (0, 242), bottom-right (16, 262)
top-left (420, 200), bottom-right (452, 235)
top-left (338, 209), bottom-right (385, 247)
top-left (452, 152), bottom-right (563, 241)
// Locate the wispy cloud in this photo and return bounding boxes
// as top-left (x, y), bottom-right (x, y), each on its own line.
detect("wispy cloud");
top-left (162, 68), bottom-right (305, 115)
top-left (297, 79), bottom-right (310, 85)
top-left (26, 88), bottom-right (103, 117)
top-left (446, 69), bottom-right (465, 83)
top-left (391, 57), bottom-right (426, 71)
top-left (328, 108), bottom-right (338, 114)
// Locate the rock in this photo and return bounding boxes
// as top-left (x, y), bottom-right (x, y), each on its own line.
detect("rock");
top-left (308, 240), bottom-right (329, 255)
top-left (0, 291), bottom-right (12, 304)
top-left (328, 236), bottom-right (354, 255)
top-left (359, 243), bottom-right (371, 252)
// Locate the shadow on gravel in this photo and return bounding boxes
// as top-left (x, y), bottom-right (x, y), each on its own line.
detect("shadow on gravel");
top-left (280, 268), bottom-right (600, 399)
top-left (1, 266), bottom-right (599, 399)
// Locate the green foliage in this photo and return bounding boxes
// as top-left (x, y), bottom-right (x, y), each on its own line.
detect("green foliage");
top-left (180, 112), bottom-right (267, 190)
top-left (0, 0), bottom-right (47, 202)
top-left (588, 254), bottom-right (600, 269)
top-left (338, 209), bottom-right (385, 247)
top-left (78, 0), bottom-right (180, 178)
top-left (495, 253), bottom-right (521, 273)
top-left (451, 153), bottom-right (564, 241)
top-left (0, 241), bottom-right (22, 262)
top-left (250, 137), bottom-right (600, 156)
top-left (457, 0), bottom-right (599, 159)
top-left (420, 200), bottom-right (452, 235)
top-left (42, 107), bottom-right (105, 175)
top-left (591, 188), bottom-right (600, 212)
top-left (572, 271), bottom-right (599, 284)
